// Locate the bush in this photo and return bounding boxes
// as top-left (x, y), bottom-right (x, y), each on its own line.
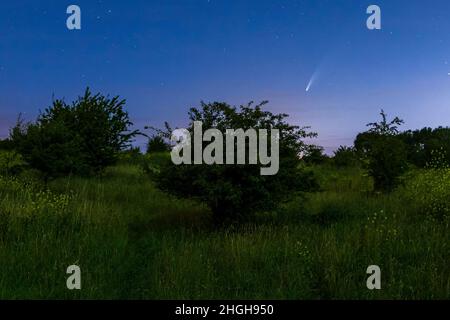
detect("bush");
top-left (332, 146), bottom-right (359, 167)
top-left (356, 110), bottom-right (408, 192)
top-left (147, 135), bottom-right (170, 154)
top-left (366, 135), bottom-right (408, 192)
top-left (0, 150), bottom-right (27, 176)
top-left (10, 116), bottom-right (88, 178)
top-left (10, 89), bottom-right (138, 178)
top-left (398, 127), bottom-right (450, 168)
top-left (142, 152), bottom-right (171, 177)
top-left (118, 147), bottom-right (144, 166)
top-left (402, 168), bottom-right (450, 220)
top-left (302, 145), bottom-right (329, 165)
top-left (152, 101), bottom-right (319, 224)
top-left (0, 139), bottom-right (14, 151)
top-left (401, 150), bottom-right (450, 220)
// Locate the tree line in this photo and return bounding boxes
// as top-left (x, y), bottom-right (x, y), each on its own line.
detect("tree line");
top-left (1, 89), bottom-right (449, 223)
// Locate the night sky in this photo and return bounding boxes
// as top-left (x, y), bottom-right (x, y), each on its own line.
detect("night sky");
top-left (1, 0), bottom-right (450, 152)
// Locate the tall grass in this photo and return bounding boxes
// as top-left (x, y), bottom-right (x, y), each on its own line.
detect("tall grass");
top-left (0, 164), bottom-right (448, 299)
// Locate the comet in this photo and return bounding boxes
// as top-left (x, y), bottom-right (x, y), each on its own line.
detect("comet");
top-left (305, 68), bottom-right (320, 92)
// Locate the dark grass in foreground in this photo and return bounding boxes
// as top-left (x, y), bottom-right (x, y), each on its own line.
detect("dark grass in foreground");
top-left (0, 165), bottom-right (448, 299)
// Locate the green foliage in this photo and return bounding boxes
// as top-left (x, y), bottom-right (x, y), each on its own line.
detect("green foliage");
top-left (398, 127), bottom-right (450, 168)
top-left (142, 152), bottom-right (171, 176)
top-left (356, 110), bottom-right (408, 192)
top-left (0, 175), bottom-right (71, 216)
top-left (303, 145), bottom-right (329, 164)
top-left (10, 116), bottom-right (88, 178)
top-left (152, 101), bottom-right (318, 224)
top-left (10, 89), bottom-right (138, 178)
top-left (146, 135), bottom-right (170, 154)
top-left (401, 150), bottom-right (450, 220)
top-left (366, 135), bottom-right (408, 192)
top-left (402, 168), bottom-right (450, 220)
top-left (354, 131), bottom-right (378, 156)
top-left (0, 150), bottom-right (27, 176)
top-left (332, 146), bottom-right (359, 167)
top-left (0, 138), bottom-right (14, 151)
top-left (311, 164), bottom-right (372, 194)
top-left (118, 147), bottom-right (144, 166)
top-left (366, 109), bottom-right (404, 135)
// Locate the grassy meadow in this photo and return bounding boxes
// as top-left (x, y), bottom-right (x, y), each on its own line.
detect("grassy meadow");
top-left (0, 162), bottom-right (448, 299)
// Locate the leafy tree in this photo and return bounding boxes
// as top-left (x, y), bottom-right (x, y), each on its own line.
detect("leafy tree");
top-left (151, 101), bottom-right (318, 224)
top-left (356, 110), bottom-right (408, 192)
top-left (146, 135), bottom-right (170, 154)
top-left (10, 88), bottom-right (138, 177)
top-left (302, 145), bottom-right (328, 165)
top-left (10, 115), bottom-right (87, 178)
top-left (366, 109), bottom-right (404, 135)
top-left (332, 146), bottom-right (359, 167)
top-left (354, 131), bottom-right (378, 156)
top-left (398, 127), bottom-right (450, 168)
top-left (366, 135), bottom-right (408, 191)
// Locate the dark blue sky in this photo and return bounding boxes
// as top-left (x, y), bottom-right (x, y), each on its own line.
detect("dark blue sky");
top-left (1, 0), bottom-right (449, 152)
